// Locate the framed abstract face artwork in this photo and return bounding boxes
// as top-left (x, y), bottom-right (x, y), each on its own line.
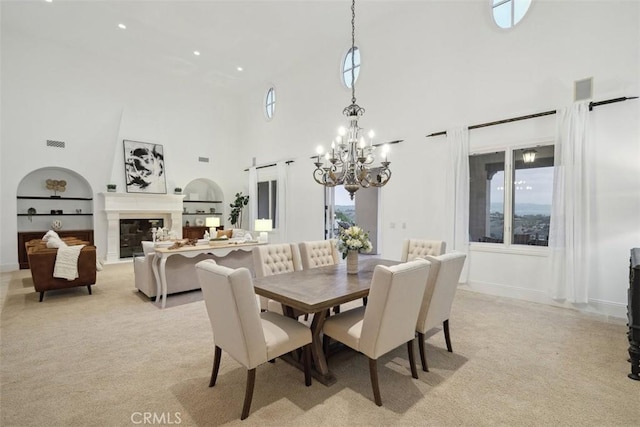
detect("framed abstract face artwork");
top-left (123, 140), bottom-right (167, 194)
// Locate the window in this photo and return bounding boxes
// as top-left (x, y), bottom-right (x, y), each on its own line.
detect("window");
top-left (257, 180), bottom-right (277, 229)
top-left (492, 0), bottom-right (532, 29)
top-left (264, 87), bottom-right (275, 120)
top-left (469, 144), bottom-right (554, 246)
top-left (342, 46), bottom-right (360, 88)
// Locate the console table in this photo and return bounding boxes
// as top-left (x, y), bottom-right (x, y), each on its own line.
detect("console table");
top-left (152, 242), bottom-right (262, 309)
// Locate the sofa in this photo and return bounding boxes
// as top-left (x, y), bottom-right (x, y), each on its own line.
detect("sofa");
top-left (26, 238), bottom-right (97, 302)
top-left (134, 240), bottom-right (257, 299)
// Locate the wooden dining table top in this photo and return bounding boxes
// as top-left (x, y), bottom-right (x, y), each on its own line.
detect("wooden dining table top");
top-left (253, 257), bottom-right (399, 313)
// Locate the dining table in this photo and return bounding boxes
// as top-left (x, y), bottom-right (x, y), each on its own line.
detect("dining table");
top-left (252, 257), bottom-right (399, 386)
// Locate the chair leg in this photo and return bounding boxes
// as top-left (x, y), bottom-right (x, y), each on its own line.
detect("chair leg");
top-left (407, 339), bottom-right (419, 379)
top-left (241, 368), bottom-right (256, 420)
top-left (368, 358), bottom-right (382, 406)
top-left (443, 319), bottom-right (452, 352)
top-left (418, 332), bottom-right (429, 372)
top-left (39, 292), bottom-right (44, 302)
top-left (87, 285), bottom-right (92, 295)
top-left (209, 346), bottom-right (222, 387)
top-left (303, 344), bottom-right (312, 386)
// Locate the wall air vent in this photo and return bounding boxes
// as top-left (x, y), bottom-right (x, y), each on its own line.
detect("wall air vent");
top-left (574, 77), bottom-right (593, 101)
top-left (198, 157), bottom-right (209, 163)
top-left (46, 140), bottom-right (65, 148)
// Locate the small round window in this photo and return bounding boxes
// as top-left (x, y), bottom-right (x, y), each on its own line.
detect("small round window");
top-left (342, 46), bottom-right (360, 88)
top-left (264, 87), bottom-right (275, 120)
top-left (492, 0), bottom-right (531, 29)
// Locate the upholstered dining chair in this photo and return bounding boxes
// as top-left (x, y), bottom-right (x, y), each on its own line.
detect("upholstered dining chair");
top-left (322, 259), bottom-right (431, 406)
top-left (299, 239), bottom-right (342, 315)
top-left (252, 243), bottom-right (303, 313)
top-left (195, 260), bottom-right (312, 420)
top-left (400, 239), bottom-right (446, 262)
top-left (298, 239), bottom-right (340, 269)
top-left (415, 252), bottom-right (466, 372)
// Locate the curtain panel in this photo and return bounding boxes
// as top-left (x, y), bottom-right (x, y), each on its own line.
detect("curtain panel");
top-left (549, 100), bottom-right (591, 303)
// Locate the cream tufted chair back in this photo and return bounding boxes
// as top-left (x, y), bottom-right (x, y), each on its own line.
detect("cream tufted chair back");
top-left (299, 239), bottom-right (340, 269)
top-left (252, 243), bottom-right (303, 311)
top-left (401, 239), bottom-right (446, 262)
top-left (252, 243), bottom-right (303, 278)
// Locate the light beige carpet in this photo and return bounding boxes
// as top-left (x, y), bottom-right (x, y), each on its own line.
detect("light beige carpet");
top-left (1, 263), bottom-right (638, 426)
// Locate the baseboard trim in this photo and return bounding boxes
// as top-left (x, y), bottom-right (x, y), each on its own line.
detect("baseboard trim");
top-left (0, 263), bottom-right (20, 273)
top-left (462, 280), bottom-right (628, 320)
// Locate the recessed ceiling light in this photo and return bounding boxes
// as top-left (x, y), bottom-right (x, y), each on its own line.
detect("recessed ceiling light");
top-left (118, 23), bottom-right (126, 30)
top-left (193, 51), bottom-right (201, 56)
top-left (237, 67), bottom-right (243, 72)
top-left (45, 0), bottom-right (53, 3)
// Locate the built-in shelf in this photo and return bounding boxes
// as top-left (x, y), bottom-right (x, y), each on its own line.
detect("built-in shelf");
top-left (17, 196), bottom-right (93, 201)
top-left (183, 213), bottom-right (222, 216)
top-left (17, 213), bottom-right (93, 217)
top-left (183, 200), bottom-right (222, 204)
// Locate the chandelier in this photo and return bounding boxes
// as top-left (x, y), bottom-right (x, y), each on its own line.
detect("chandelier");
top-left (312, 0), bottom-right (391, 200)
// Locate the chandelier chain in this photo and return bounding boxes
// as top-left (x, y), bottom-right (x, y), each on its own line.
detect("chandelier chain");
top-left (351, 0), bottom-right (356, 104)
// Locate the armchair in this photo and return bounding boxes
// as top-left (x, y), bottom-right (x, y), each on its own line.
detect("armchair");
top-left (26, 238), bottom-right (96, 302)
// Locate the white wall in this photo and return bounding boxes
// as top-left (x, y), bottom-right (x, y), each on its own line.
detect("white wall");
top-left (0, 32), bottom-right (245, 269)
top-left (238, 0), bottom-right (639, 318)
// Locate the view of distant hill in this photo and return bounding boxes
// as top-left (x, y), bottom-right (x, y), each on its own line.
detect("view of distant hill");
top-left (491, 203), bottom-right (551, 216)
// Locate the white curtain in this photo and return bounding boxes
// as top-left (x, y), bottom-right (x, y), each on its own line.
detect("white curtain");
top-left (276, 161), bottom-right (288, 242)
top-left (248, 166), bottom-right (257, 232)
top-left (549, 100), bottom-right (591, 303)
top-left (445, 127), bottom-right (470, 282)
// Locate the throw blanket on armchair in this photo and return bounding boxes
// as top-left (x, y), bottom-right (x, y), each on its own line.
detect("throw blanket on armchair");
top-left (53, 245), bottom-right (86, 281)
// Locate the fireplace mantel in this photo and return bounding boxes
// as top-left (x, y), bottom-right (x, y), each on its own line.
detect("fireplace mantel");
top-left (101, 193), bottom-right (184, 262)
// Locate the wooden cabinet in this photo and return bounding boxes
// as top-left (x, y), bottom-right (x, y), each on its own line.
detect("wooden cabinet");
top-left (18, 229), bottom-right (94, 270)
top-left (182, 226), bottom-right (224, 240)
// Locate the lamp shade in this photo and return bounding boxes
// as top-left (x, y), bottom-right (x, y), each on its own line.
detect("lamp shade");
top-left (205, 217), bottom-right (220, 228)
top-left (254, 219), bottom-right (273, 232)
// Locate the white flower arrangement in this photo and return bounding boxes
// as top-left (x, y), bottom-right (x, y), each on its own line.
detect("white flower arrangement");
top-left (337, 225), bottom-right (373, 259)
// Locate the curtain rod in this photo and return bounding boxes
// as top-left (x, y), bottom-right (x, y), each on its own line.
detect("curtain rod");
top-left (425, 96), bottom-right (638, 138)
top-left (243, 160), bottom-right (294, 172)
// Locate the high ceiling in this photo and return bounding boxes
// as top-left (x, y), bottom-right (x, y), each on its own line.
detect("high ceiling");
top-left (1, 0), bottom-right (401, 93)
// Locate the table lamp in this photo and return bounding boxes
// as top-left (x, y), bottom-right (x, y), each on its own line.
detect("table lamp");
top-left (205, 217), bottom-right (220, 238)
top-left (254, 219), bottom-right (273, 243)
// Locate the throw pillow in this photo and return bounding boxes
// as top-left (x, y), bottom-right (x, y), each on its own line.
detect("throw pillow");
top-left (216, 230), bottom-right (233, 239)
top-left (42, 230), bottom-right (60, 242)
top-left (232, 229), bottom-right (246, 239)
top-left (46, 237), bottom-right (68, 249)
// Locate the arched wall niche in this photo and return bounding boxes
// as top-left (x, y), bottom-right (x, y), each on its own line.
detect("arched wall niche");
top-left (15, 167), bottom-right (95, 269)
top-left (17, 167), bottom-right (93, 197)
top-left (182, 178), bottom-right (225, 227)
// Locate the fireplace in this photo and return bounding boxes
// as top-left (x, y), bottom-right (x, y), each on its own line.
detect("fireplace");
top-left (102, 192), bottom-right (183, 262)
top-left (119, 218), bottom-right (163, 258)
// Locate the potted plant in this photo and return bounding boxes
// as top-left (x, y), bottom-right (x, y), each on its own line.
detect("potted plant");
top-left (174, 187), bottom-right (182, 194)
top-left (106, 184), bottom-right (116, 192)
top-left (229, 192), bottom-right (249, 229)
